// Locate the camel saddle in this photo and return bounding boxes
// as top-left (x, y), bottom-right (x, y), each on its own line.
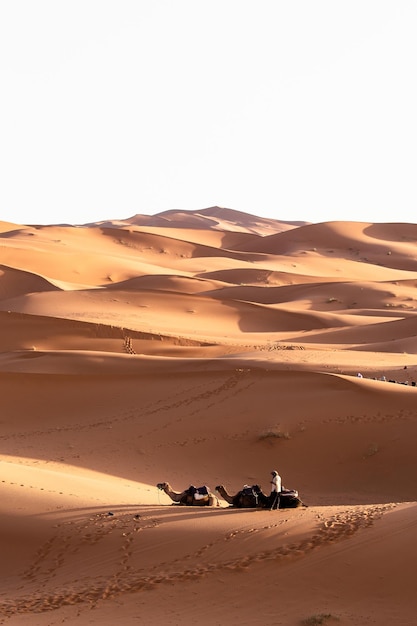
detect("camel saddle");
top-left (187, 485), bottom-right (209, 500)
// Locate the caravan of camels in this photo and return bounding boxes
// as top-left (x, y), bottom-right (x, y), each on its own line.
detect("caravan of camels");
top-left (157, 481), bottom-right (306, 509)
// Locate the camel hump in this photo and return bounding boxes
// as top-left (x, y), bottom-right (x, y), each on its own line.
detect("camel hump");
top-left (241, 485), bottom-right (256, 496)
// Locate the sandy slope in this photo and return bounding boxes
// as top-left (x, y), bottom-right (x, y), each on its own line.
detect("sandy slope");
top-left (0, 207), bottom-right (416, 625)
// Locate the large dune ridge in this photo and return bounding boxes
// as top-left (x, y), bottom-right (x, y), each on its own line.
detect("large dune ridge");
top-left (0, 206), bottom-right (416, 625)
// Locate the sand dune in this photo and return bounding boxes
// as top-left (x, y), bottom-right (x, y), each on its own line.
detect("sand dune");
top-left (123, 205), bottom-right (305, 235)
top-left (1, 208), bottom-right (417, 625)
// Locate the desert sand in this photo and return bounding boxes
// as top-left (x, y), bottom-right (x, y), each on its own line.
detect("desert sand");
top-left (0, 206), bottom-right (416, 625)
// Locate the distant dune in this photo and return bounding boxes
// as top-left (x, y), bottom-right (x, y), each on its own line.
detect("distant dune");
top-left (1, 207), bottom-right (416, 625)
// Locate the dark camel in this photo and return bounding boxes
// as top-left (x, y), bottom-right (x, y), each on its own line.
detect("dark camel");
top-left (156, 482), bottom-right (220, 506)
top-left (216, 484), bottom-right (306, 509)
top-left (215, 484), bottom-right (268, 508)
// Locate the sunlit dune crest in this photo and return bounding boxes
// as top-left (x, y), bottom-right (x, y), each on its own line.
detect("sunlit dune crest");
top-left (1, 208), bottom-right (417, 625)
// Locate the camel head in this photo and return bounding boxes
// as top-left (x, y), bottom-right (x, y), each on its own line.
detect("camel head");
top-left (156, 482), bottom-right (168, 491)
top-left (215, 485), bottom-right (224, 492)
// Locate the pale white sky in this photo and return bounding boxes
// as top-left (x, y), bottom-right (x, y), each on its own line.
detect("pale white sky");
top-left (1, 1), bottom-right (416, 226)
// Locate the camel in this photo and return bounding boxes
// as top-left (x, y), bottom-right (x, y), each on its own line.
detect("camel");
top-left (156, 482), bottom-right (219, 506)
top-left (216, 484), bottom-right (306, 509)
top-left (271, 488), bottom-right (306, 509)
top-left (215, 484), bottom-right (268, 508)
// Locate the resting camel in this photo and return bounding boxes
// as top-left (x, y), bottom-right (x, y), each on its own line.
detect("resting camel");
top-left (216, 484), bottom-right (267, 508)
top-left (216, 484), bottom-right (306, 509)
top-left (157, 482), bottom-right (219, 506)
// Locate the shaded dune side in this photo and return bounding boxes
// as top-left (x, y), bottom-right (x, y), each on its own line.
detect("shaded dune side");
top-left (0, 311), bottom-right (212, 354)
top-left (234, 220), bottom-right (417, 270)
top-left (0, 367), bottom-right (416, 504)
top-left (0, 288), bottom-right (343, 337)
top-left (106, 224), bottom-right (266, 253)
top-left (285, 314), bottom-right (417, 350)
top-left (104, 274), bottom-right (228, 294)
top-left (198, 268), bottom-right (338, 286)
top-left (199, 279), bottom-right (417, 310)
top-left (99, 226), bottom-right (266, 264)
top-left (0, 265), bottom-right (61, 299)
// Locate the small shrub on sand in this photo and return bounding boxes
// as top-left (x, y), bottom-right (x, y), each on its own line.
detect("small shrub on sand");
top-left (258, 428), bottom-right (291, 441)
top-left (363, 442), bottom-right (379, 458)
top-left (301, 614), bottom-right (339, 625)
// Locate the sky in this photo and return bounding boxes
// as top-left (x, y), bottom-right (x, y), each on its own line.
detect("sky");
top-left (1, 0), bottom-right (417, 226)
